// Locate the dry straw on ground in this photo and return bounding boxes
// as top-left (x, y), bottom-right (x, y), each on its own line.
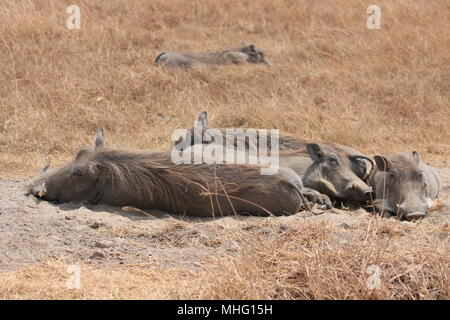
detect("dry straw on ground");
top-left (1, 217), bottom-right (448, 299)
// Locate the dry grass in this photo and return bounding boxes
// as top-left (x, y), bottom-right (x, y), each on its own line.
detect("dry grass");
top-left (0, 0), bottom-right (449, 300)
top-left (1, 217), bottom-right (448, 299)
top-left (1, 0), bottom-right (449, 178)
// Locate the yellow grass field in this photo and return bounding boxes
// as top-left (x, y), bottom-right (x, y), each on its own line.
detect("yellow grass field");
top-left (0, 0), bottom-right (449, 300)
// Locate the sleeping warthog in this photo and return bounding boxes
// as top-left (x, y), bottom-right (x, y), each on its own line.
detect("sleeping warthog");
top-left (174, 111), bottom-right (373, 202)
top-left (155, 42), bottom-right (270, 68)
top-left (279, 145), bottom-right (373, 202)
top-left (369, 151), bottom-right (440, 220)
top-left (27, 130), bottom-right (316, 217)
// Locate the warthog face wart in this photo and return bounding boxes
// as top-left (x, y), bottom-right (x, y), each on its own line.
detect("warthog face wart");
top-left (369, 151), bottom-right (440, 220)
top-left (302, 144), bottom-right (373, 202)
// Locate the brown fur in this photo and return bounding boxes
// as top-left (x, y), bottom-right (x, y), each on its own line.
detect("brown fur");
top-left (174, 112), bottom-right (374, 202)
top-left (28, 131), bottom-right (306, 217)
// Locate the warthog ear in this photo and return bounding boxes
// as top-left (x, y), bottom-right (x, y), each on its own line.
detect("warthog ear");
top-left (412, 151), bottom-right (420, 165)
top-left (240, 41), bottom-right (256, 51)
top-left (95, 129), bottom-right (105, 148)
top-left (349, 156), bottom-right (374, 180)
top-left (374, 155), bottom-right (392, 172)
top-left (307, 144), bottom-right (324, 161)
top-left (196, 111), bottom-right (208, 129)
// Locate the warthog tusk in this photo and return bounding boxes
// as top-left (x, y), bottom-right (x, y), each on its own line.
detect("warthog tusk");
top-left (405, 212), bottom-right (427, 220)
top-left (38, 183), bottom-right (46, 197)
top-left (318, 178), bottom-right (343, 198)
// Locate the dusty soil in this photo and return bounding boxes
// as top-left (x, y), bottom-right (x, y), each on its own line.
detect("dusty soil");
top-left (1, 168), bottom-right (449, 273)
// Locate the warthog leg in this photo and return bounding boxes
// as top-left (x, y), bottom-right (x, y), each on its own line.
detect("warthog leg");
top-left (302, 187), bottom-right (332, 210)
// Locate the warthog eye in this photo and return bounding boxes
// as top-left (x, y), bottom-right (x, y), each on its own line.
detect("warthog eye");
top-left (327, 157), bottom-right (339, 168)
top-left (416, 171), bottom-right (427, 187)
top-left (72, 168), bottom-right (83, 177)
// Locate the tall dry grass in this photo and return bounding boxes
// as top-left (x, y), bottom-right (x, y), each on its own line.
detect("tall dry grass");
top-left (0, 0), bottom-right (449, 178)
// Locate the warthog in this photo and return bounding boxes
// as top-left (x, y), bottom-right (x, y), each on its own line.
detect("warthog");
top-left (27, 130), bottom-right (318, 217)
top-left (279, 145), bottom-right (373, 202)
top-left (155, 41), bottom-right (270, 68)
top-left (369, 151), bottom-right (440, 220)
top-left (173, 111), bottom-right (374, 202)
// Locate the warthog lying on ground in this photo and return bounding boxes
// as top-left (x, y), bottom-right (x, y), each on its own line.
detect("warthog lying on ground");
top-left (155, 42), bottom-right (270, 68)
top-left (173, 111), bottom-right (373, 202)
top-left (279, 145), bottom-right (373, 202)
top-left (369, 151), bottom-right (440, 220)
top-left (27, 130), bottom-right (321, 217)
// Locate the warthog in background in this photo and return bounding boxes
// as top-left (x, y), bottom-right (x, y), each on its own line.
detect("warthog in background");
top-left (155, 42), bottom-right (270, 68)
top-left (369, 151), bottom-right (440, 220)
top-left (173, 111), bottom-right (374, 203)
top-left (28, 130), bottom-right (318, 217)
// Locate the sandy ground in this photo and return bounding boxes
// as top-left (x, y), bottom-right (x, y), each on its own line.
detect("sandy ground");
top-left (0, 168), bottom-right (449, 273)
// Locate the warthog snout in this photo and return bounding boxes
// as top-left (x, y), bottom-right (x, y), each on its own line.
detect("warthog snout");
top-left (398, 202), bottom-right (429, 220)
top-left (344, 181), bottom-right (372, 201)
top-left (27, 165), bottom-right (53, 199)
top-left (28, 182), bottom-right (47, 199)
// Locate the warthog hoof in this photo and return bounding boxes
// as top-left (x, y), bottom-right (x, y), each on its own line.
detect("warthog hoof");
top-left (302, 188), bottom-right (332, 210)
